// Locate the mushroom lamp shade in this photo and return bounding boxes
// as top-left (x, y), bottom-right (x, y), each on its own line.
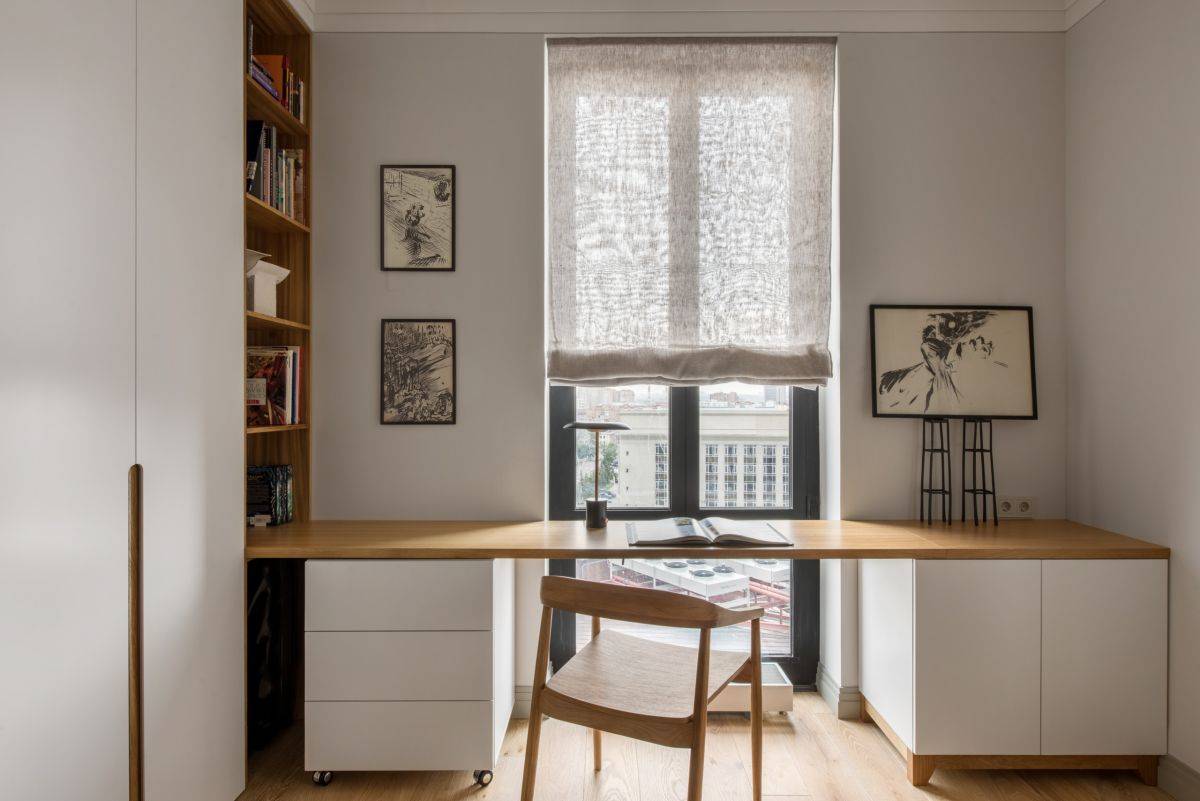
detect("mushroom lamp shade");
top-left (563, 421), bottom-right (632, 529)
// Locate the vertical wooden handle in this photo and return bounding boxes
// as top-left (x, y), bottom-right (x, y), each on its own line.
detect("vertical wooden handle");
top-left (129, 465), bottom-right (143, 801)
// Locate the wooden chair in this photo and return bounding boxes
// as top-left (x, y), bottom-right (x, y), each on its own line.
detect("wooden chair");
top-left (520, 575), bottom-right (765, 801)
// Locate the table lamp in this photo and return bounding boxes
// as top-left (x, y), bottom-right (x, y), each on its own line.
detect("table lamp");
top-left (563, 421), bottom-right (631, 529)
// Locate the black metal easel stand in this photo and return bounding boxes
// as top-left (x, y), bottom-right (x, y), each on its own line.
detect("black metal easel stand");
top-left (920, 418), bottom-right (951, 524)
top-left (961, 418), bottom-right (998, 526)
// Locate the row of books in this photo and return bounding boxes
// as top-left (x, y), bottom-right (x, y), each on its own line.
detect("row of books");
top-left (247, 465), bottom-right (295, 527)
top-left (246, 346), bottom-right (303, 427)
top-left (246, 121), bottom-right (305, 223)
top-left (247, 16), bottom-right (306, 124)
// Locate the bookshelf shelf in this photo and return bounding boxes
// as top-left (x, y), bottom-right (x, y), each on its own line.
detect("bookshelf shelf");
top-left (246, 310), bottom-right (310, 333)
top-left (246, 423), bottom-right (309, 435)
top-left (245, 75), bottom-right (308, 137)
top-left (246, 193), bottom-right (310, 234)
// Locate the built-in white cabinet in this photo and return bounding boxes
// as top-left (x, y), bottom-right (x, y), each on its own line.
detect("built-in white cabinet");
top-left (861, 558), bottom-right (1167, 760)
top-left (304, 559), bottom-right (515, 776)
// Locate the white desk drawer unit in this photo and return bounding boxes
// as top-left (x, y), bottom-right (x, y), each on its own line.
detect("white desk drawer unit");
top-left (304, 559), bottom-right (515, 786)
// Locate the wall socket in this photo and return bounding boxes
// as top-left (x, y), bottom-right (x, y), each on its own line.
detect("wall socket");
top-left (997, 496), bottom-right (1035, 519)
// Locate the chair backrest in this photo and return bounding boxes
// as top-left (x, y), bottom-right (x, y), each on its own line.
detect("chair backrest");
top-left (540, 575), bottom-right (761, 630)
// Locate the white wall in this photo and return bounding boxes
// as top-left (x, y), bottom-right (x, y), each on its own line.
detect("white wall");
top-left (1066, 0), bottom-right (1200, 778)
top-left (838, 32), bottom-right (1067, 521)
top-left (312, 32), bottom-right (546, 681)
top-left (136, 0), bottom-right (246, 799)
top-left (0, 4), bottom-right (136, 798)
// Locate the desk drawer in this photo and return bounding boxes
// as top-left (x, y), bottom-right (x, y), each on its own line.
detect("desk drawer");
top-left (306, 631), bottom-right (492, 701)
top-left (305, 559), bottom-right (493, 631)
top-left (305, 701), bottom-right (494, 772)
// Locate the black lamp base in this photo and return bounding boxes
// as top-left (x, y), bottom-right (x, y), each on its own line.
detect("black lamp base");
top-left (585, 499), bottom-right (608, 529)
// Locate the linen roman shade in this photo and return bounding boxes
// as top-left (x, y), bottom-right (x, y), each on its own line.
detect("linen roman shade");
top-left (547, 37), bottom-right (836, 386)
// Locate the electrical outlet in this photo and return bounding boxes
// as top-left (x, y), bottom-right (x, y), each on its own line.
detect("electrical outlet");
top-left (998, 496), bottom-right (1034, 519)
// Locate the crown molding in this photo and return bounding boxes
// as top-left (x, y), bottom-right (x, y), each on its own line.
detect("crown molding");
top-left (310, 1), bottom-right (1106, 33)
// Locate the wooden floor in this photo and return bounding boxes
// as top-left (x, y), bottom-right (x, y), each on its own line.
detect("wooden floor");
top-left (239, 693), bottom-right (1172, 801)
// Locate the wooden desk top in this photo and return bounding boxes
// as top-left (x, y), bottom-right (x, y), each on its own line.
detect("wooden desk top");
top-left (245, 519), bottom-right (1169, 561)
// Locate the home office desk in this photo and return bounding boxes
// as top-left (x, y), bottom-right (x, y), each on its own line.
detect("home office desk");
top-left (246, 519), bottom-right (1169, 786)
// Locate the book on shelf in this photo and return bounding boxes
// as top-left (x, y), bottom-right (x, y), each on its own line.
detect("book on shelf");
top-left (246, 346), bottom-right (302, 427)
top-left (249, 49), bottom-right (306, 124)
top-left (625, 517), bottom-right (791, 547)
top-left (247, 465), bottom-right (294, 526)
top-left (245, 121), bottom-right (305, 223)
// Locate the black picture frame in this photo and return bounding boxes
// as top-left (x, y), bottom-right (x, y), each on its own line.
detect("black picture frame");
top-left (869, 304), bottom-right (1038, 420)
top-left (380, 165), bottom-right (456, 272)
top-left (380, 318), bottom-right (457, 425)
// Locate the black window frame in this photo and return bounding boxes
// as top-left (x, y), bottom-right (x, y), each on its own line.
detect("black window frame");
top-left (548, 385), bottom-right (820, 687)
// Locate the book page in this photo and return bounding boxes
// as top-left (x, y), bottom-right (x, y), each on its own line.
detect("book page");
top-left (701, 517), bottom-right (789, 544)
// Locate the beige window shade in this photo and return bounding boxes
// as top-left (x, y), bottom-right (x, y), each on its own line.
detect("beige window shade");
top-left (547, 37), bottom-right (836, 386)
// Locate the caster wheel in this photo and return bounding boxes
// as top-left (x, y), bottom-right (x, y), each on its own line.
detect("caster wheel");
top-left (473, 769), bottom-right (494, 787)
top-left (312, 771), bottom-right (333, 786)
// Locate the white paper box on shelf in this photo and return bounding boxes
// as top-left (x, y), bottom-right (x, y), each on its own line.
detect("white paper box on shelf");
top-left (245, 249), bottom-right (290, 318)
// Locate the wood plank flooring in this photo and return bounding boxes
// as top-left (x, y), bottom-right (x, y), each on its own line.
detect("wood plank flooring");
top-left (238, 693), bottom-right (1172, 801)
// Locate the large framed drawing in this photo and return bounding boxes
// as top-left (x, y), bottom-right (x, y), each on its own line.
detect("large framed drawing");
top-left (381, 319), bottom-right (456, 424)
top-left (381, 165), bottom-right (455, 271)
top-left (871, 305), bottom-right (1037, 419)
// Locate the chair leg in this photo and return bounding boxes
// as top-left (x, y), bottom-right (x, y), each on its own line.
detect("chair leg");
top-left (520, 606), bottom-right (553, 801)
top-left (687, 628), bottom-right (712, 801)
top-left (750, 619), bottom-right (762, 801)
top-left (520, 691), bottom-right (544, 801)
top-left (593, 729), bottom-right (601, 772)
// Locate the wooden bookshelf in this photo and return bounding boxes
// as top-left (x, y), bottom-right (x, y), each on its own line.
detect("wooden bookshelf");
top-left (244, 0), bottom-right (312, 528)
top-left (246, 310), bottom-right (311, 333)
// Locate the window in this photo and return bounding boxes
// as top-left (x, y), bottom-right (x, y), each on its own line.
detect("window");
top-left (549, 385), bottom-right (820, 680)
top-left (546, 37), bottom-right (832, 686)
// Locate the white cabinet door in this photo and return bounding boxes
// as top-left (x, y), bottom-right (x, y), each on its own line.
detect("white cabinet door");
top-left (914, 560), bottom-right (1041, 756)
top-left (860, 559), bottom-right (916, 750)
top-left (1042, 560), bottom-right (1167, 755)
top-left (136, 1), bottom-right (245, 798)
top-left (1, 5), bottom-right (135, 799)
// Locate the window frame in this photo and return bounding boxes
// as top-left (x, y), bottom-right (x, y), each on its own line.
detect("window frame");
top-left (547, 385), bottom-right (821, 686)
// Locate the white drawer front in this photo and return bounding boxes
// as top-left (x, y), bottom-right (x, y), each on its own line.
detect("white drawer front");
top-left (305, 559), bottom-right (493, 631)
top-left (306, 631), bottom-right (492, 701)
top-left (305, 701), bottom-right (494, 772)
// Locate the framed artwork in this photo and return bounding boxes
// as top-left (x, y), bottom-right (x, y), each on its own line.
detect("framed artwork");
top-left (380, 165), bottom-right (455, 271)
top-left (870, 305), bottom-right (1037, 419)
top-left (380, 319), bottom-right (457, 424)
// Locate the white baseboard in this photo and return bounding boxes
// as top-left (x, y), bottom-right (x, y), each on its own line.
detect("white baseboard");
top-left (816, 662), bottom-right (861, 720)
top-left (1161, 754), bottom-right (1200, 801)
top-left (512, 685), bottom-right (532, 719)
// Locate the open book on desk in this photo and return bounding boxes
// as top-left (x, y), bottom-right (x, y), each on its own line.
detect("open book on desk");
top-left (625, 517), bottom-right (791, 547)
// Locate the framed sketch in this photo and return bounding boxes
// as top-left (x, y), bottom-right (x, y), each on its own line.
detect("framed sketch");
top-left (381, 165), bottom-right (455, 271)
top-left (380, 319), bottom-right (456, 424)
top-left (870, 305), bottom-right (1037, 419)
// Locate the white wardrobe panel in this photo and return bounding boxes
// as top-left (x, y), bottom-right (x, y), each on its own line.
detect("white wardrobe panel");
top-left (306, 631), bottom-right (493, 700)
top-left (914, 560), bottom-right (1041, 756)
top-left (1042, 560), bottom-right (1168, 755)
top-left (860, 559), bottom-right (915, 750)
top-left (1, 3), bottom-right (135, 798)
top-left (136, 0), bottom-right (245, 798)
top-left (306, 560), bottom-right (495, 631)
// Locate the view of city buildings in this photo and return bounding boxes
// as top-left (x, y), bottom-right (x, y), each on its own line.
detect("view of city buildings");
top-left (573, 383), bottom-right (791, 509)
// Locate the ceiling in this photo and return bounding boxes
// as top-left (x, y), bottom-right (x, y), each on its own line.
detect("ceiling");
top-left (300, 0), bottom-right (1106, 33)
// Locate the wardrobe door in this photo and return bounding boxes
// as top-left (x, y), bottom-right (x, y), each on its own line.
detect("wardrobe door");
top-left (135, 0), bottom-right (245, 798)
top-left (0, 3), bottom-right (136, 800)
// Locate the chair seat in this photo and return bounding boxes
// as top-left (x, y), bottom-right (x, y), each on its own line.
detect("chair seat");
top-left (546, 630), bottom-right (750, 721)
